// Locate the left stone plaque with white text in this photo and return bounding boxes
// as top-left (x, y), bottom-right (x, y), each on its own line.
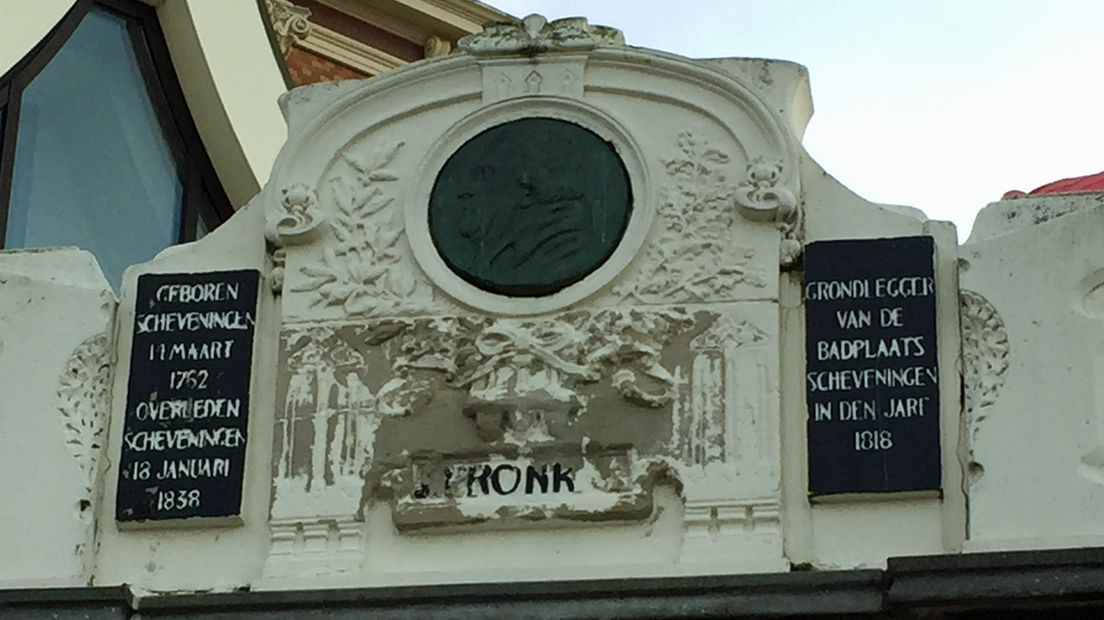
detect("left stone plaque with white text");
top-left (116, 270), bottom-right (260, 526)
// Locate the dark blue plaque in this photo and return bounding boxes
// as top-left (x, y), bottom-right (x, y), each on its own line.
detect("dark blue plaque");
top-left (116, 269), bottom-right (260, 523)
top-left (804, 237), bottom-right (941, 497)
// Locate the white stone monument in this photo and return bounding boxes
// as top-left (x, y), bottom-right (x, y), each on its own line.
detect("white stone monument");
top-left (21, 13), bottom-right (1104, 595)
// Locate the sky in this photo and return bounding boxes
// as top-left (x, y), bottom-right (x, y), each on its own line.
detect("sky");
top-left (489, 0), bottom-right (1104, 240)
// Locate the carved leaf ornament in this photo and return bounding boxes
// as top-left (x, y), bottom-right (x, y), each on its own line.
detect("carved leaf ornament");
top-left (56, 333), bottom-right (113, 495)
top-left (617, 132), bottom-right (765, 303)
top-left (293, 142), bottom-right (414, 315)
top-left (960, 290), bottom-right (1009, 414)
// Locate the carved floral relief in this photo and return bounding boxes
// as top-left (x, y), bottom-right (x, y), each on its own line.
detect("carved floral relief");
top-left (291, 142), bottom-right (429, 317)
top-left (960, 289), bottom-right (1010, 487)
top-left (270, 307), bottom-right (779, 534)
top-left (960, 290), bottom-right (1010, 416)
top-left (614, 133), bottom-right (767, 303)
top-left (274, 308), bottom-right (699, 504)
top-left (56, 332), bottom-right (113, 498)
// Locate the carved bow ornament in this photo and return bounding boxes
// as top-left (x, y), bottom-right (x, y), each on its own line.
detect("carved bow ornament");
top-left (458, 14), bottom-right (624, 56)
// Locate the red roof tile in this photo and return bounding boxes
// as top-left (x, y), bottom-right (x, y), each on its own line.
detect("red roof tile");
top-left (1003, 171), bottom-right (1104, 200)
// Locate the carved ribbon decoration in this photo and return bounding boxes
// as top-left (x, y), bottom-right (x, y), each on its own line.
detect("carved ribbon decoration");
top-left (464, 323), bottom-right (595, 387)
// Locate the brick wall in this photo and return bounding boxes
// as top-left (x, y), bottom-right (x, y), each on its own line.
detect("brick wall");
top-left (286, 47), bottom-right (368, 86)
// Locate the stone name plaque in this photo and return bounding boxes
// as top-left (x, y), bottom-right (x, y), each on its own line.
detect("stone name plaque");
top-left (116, 270), bottom-right (260, 524)
top-left (389, 449), bottom-right (651, 532)
top-left (804, 237), bottom-right (941, 497)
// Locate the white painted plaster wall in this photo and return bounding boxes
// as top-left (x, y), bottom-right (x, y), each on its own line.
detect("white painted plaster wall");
top-left (0, 248), bottom-right (115, 586)
top-left (961, 193), bottom-right (1104, 552)
top-left (778, 155), bottom-right (965, 569)
top-left (91, 201), bottom-right (278, 591)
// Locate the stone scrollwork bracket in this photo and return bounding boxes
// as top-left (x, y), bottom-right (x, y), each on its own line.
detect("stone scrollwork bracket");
top-left (264, 0), bottom-right (312, 58)
top-left (458, 13), bottom-right (624, 57)
top-left (734, 156), bottom-right (803, 266)
top-left (265, 183), bottom-right (324, 293)
top-left (266, 183), bottom-right (325, 246)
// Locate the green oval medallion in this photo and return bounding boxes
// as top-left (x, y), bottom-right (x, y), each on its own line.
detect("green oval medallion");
top-left (429, 118), bottom-right (631, 297)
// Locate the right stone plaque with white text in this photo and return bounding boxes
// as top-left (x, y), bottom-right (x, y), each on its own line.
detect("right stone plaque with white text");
top-left (804, 236), bottom-right (940, 497)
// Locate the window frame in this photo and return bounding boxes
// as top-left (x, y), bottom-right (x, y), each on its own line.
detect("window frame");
top-left (0, 0), bottom-right (234, 249)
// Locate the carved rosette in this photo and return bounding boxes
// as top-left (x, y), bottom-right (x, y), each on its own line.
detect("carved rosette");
top-left (615, 132), bottom-right (766, 303)
top-left (458, 14), bottom-right (624, 57)
top-left (56, 333), bottom-right (113, 497)
top-left (960, 290), bottom-right (1010, 416)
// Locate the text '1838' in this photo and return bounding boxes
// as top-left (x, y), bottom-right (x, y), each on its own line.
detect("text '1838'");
top-left (116, 270), bottom-right (260, 524)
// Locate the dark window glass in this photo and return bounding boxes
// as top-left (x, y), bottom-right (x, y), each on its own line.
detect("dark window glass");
top-left (0, 2), bottom-right (232, 288)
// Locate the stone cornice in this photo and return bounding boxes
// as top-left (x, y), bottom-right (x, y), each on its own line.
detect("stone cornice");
top-left (300, 23), bottom-right (404, 76)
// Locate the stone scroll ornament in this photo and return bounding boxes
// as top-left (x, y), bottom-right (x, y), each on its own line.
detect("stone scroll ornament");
top-left (735, 156), bottom-right (802, 266)
top-left (264, 0), bottom-right (312, 58)
top-left (266, 183), bottom-right (324, 293)
top-left (615, 132), bottom-right (767, 303)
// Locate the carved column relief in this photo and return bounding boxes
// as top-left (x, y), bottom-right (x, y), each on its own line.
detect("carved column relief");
top-left (673, 317), bottom-right (767, 466)
top-left (268, 322), bottom-right (427, 578)
top-left (666, 312), bottom-right (780, 563)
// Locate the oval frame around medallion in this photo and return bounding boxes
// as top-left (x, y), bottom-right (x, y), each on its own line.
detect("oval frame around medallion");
top-left (407, 97), bottom-right (653, 315)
